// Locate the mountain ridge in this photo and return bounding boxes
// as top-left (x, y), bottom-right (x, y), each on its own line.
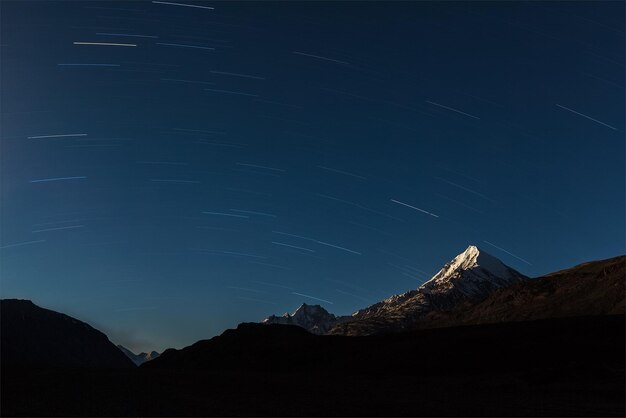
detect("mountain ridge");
top-left (421, 253), bottom-right (625, 328)
top-left (2, 252), bottom-right (623, 416)
top-left (0, 299), bottom-right (135, 369)
top-left (262, 245), bottom-right (528, 335)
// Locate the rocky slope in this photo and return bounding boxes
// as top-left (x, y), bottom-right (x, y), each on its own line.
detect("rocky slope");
top-left (422, 254), bottom-right (625, 328)
top-left (330, 245), bottom-right (527, 335)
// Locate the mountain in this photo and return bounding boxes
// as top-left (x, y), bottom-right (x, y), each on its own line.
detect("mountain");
top-left (330, 245), bottom-right (527, 335)
top-left (143, 322), bottom-right (315, 371)
top-left (0, 299), bottom-right (135, 368)
top-left (3, 255), bottom-right (624, 416)
top-left (261, 303), bottom-right (350, 334)
top-left (117, 345), bottom-right (160, 366)
top-left (422, 254), bottom-right (625, 328)
top-left (138, 315), bottom-right (624, 416)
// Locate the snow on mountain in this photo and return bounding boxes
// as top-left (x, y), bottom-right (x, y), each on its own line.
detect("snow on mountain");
top-left (262, 303), bottom-right (350, 335)
top-left (422, 254), bottom-right (625, 328)
top-left (420, 245), bottom-right (526, 297)
top-left (117, 345), bottom-right (160, 366)
top-left (332, 245), bottom-right (528, 335)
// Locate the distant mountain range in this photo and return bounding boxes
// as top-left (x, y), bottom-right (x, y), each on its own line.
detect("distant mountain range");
top-left (0, 299), bottom-right (134, 369)
top-left (149, 245), bottom-right (624, 371)
top-left (3, 246), bottom-right (623, 371)
top-left (117, 345), bottom-right (160, 366)
top-left (264, 245), bottom-right (527, 334)
top-left (263, 245), bottom-right (624, 336)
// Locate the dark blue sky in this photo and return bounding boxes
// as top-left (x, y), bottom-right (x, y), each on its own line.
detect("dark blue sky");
top-left (1, 1), bottom-right (624, 352)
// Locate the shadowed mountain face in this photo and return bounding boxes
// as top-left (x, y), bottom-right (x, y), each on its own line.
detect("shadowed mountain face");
top-left (3, 315), bottom-right (624, 416)
top-left (144, 315), bottom-right (624, 376)
top-left (329, 245), bottom-right (528, 335)
top-left (117, 345), bottom-right (160, 366)
top-left (0, 299), bottom-right (135, 369)
top-left (422, 254), bottom-right (625, 328)
top-left (144, 323), bottom-right (316, 371)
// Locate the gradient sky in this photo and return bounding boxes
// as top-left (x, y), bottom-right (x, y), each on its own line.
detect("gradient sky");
top-left (1, 1), bottom-right (624, 353)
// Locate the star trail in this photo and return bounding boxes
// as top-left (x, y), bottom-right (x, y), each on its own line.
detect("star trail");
top-left (0, 1), bottom-right (624, 353)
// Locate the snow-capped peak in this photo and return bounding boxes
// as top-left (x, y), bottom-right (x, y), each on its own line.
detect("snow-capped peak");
top-left (347, 245), bottom-right (528, 325)
top-left (433, 245), bottom-right (509, 276)
top-left (420, 245), bottom-right (526, 296)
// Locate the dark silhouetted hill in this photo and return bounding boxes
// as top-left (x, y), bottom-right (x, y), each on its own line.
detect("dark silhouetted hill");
top-left (144, 315), bottom-right (624, 381)
top-left (0, 299), bottom-right (134, 369)
top-left (144, 322), bottom-right (316, 371)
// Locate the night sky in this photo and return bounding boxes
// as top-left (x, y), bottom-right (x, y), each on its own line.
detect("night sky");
top-left (1, 1), bottom-right (624, 352)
